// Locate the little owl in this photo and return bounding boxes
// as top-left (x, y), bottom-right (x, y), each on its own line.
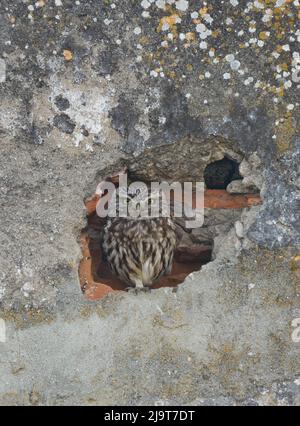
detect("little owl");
top-left (101, 184), bottom-right (177, 291)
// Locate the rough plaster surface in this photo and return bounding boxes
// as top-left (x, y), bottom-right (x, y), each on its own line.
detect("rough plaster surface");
top-left (0, 0), bottom-right (299, 405)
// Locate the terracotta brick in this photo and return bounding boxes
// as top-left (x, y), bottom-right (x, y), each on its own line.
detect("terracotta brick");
top-left (85, 189), bottom-right (262, 216)
top-left (203, 189), bottom-right (262, 209)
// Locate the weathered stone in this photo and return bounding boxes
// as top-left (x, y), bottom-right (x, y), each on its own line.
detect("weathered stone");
top-left (235, 220), bottom-right (244, 239)
top-left (0, 319), bottom-right (5, 343)
top-left (226, 179), bottom-right (259, 194)
top-left (0, 58), bottom-right (6, 83)
top-left (54, 95), bottom-right (70, 111)
top-left (53, 114), bottom-right (76, 134)
top-left (239, 153), bottom-right (264, 192)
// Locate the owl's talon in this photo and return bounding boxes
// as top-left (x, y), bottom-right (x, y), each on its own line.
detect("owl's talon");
top-left (125, 287), bottom-right (138, 294)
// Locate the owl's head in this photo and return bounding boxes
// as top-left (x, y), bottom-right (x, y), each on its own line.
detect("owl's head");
top-left (117, 182), bottom-right (168, 219)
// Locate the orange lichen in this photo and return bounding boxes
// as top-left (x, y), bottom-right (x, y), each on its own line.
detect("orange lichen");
top-left (278, 62), bottom-right (289, 71)
top-left (165, 70), bottom-right (177, 79)
top-left (275, 115), bottom-right (296, 153)
top-left (259, 31), bottom-right (270, 40)
top-left (276, 45), bottom-right (283, 52)
top-left (277, 86), bottom-right (285, 97)
top-left (157, 14), bottom-right (180, 34)
top-left (185, 32), bottom-right (196, 43)
top-left (212, 30), bottom-right (220, 38)
top-left (199, 7), bottom-right (208, 16)
top-left (138, 36), bottom-right (149, 45)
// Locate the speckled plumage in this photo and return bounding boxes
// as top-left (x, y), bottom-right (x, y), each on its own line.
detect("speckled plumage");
top-left (102, 188), bottom-right (177, 289)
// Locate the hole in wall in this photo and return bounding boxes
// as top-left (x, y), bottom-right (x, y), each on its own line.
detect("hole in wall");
top-left (79, 171), bottom-right (213, 301)
top-left (78, 153), bottom-right (262, 301)
top-left (204, 157), bottom-right (242, 189)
